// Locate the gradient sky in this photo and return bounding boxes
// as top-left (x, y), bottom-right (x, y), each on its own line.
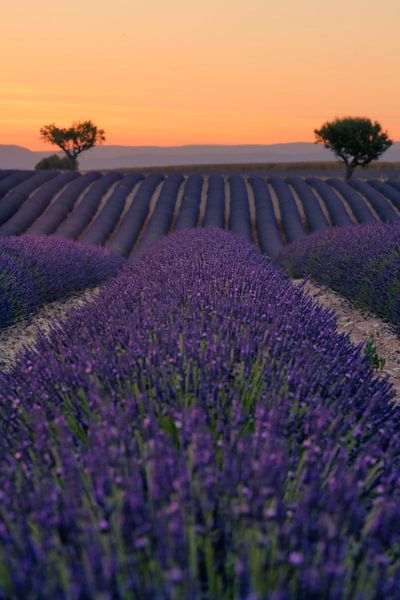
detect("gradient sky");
top-left (1, 0), bottom-right (400, 149)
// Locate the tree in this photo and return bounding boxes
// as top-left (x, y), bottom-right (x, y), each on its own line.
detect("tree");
top-left (40, 120), bottom-right (106, 170)
top-left (314, 117), bottom-right (393, 180)
top-left (35, 154), bottom-right (74, 171)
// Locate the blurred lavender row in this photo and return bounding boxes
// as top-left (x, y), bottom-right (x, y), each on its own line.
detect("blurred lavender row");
top-left (1, 169), bottom-right (400, 257)
top-left (276, 223), bottom-right (400, 334)
top-left (1, 229), bottom-right (399, 599)
top-left (0, 235), bottom-right (125, 327)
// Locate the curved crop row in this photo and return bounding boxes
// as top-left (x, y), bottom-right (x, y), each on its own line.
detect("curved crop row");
top-left (82, 173), bottom-right (144, 246)
top-left (174, 173), bottom-right (203, 231)
top-left (367, 180), bottom-right (400, 212)
top-left (0, 169), bottom-right (15, 181)
top-left (0, 171), bottom-right (35, 203)
top-left (0, 171), bottom-right (58, 226)
top-left (228, 174), bottom-right (253, 241)
top-left (348, 180), bottom-right (399, 224)
top-left (29, 172), bottom-right (102, 235)
top-left (327, 178), bottom-right (376, 223)
top-left (268, 176), bottom-right (305, 242)
top-left (136, 173), bottom-right (184, 251)
top-left (0, 172), bottom-right (79, 237)
top-left (276, 223), bottom-right (400, 334)
top-left (387, 179), bottom-right (400, 193)
top-left (306, 178), bottom-right (352, 226)
top-left (203, 174), bottom-right (225, 228)
top-left (0, 235), bottom-right (124, 327)
top-left (0, 229), bottom-right (397, 599)
top-left (55, 172), bottom-right (123, 239)
top-left (109, 173), bottom-right (164, 257)
top-left (248, 175), bottom-right (283, 256)
top-left (287, 177), bottom-right (329, 232)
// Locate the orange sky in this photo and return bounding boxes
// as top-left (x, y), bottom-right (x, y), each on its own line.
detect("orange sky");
top-left (1, 0), bottom-right (400, 150)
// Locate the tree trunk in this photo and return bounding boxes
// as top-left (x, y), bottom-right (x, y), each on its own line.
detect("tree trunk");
top-left (64, 154), bottom-right (77, 171)
top-left (345, 163), bottom-right (355, 180)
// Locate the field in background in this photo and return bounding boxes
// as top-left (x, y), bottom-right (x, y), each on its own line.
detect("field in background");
top-left (107, 161), bottom-right (400, 178)
top-left (0, 169), bottom-right (400, 260)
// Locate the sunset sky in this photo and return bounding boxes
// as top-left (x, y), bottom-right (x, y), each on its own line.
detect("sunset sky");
top-left (1, 0), bottom-right (400, 150)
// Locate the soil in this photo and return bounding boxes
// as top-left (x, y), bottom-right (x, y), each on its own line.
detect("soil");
top-left (294, 279), bottom-right (400, 401)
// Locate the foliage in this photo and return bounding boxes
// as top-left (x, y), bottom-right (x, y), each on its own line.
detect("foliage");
top-left (0, 229), bottom-right (398, 599)
top-left (276, 223), bottom-right (400, 334)
top-left (364, 339), bottom-right (386, 371)
top-left (314, 117), bottom-right (393, 179)
top-left (35, 154), bottom-right (75, 170)
top-left (40, 120), bottom-right (106, 170)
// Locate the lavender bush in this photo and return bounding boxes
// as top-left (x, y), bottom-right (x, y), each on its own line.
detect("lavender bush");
top-left (0, 229), bottom-right (399, 599)
top-left (276, 224), bottom-right (400, 334)
top-left (0, 235), bottom-right (125, 327)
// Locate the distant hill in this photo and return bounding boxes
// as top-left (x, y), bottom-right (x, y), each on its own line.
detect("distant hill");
top-left (1, 142), bottom-right (400, 170)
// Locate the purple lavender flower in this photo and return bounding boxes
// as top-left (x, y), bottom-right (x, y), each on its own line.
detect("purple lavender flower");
top-left (0, 229), bottom-right (399, 599)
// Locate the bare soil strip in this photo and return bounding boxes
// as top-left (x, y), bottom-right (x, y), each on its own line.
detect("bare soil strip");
top-left (0, 287), bottom-right (100, 373)
top-left (197, 176), bottom-right (208, 226)
top-left (266, 180), bottom-right (287, 244)
top-left (224, 177), bottom-right (230, 230)
top-left (130, 178), bottom-right (165, 253)
top-left (169, 177), bottom-right (186, 233)
top-left (309, 184), bottom-right (333, 226)
top-left (245, 180), bottom-right (259, 249)
top-left (325, 184), bottom-right (358, 224)
top-left (295, 279), bottom-right (400, 401)
top-left (288, 183), bottom-right (309, 232)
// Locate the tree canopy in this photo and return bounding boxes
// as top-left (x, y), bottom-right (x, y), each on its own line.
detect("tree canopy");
top-left (314, 117), bottom-right (393, 179)
top-left (40, 120), bottom-right (106, 170)
top-left (35, 154), bottom-right (75, 171)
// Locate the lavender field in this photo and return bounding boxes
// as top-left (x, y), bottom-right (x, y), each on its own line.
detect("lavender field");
top-left (1, 169), bottom-right (400, 258)
top-left (1, 170), bottom-right (400, 599)
top-left (276, 224), bottom-right (400, 335)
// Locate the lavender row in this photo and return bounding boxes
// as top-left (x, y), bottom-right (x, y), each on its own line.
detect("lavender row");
top-left (203, 174), bottom-right (225, 228)
top-left (0, 169), bottom-right (16, 182)
top-left (326, 178), bottom-right (377, 223)
top-left (269, 176), bottom-right (305, 242)
top-left (228, 174), bottom-right (253, 242)
top-left (0, 172), bottom-right (80, 237)
top-left (109, 173), bottom-right (164, 257)
top-left (369, 179), bottom-right (400, 211)
top-left (136, 173), bottom-right (184, 251)
top-left (174, 174), bottom-right (203, 231)
top-left (276, 223), bottom-right (400, 334)
top-left (28, 171), bottom-right (102, 235)
top-left (348, 180), bottom-right (399, 223)
top-left (306, 178), bottom-right (352, 226)
top-left (0, 170), bottom-right (36, 203)
top-left (55, 172), bottom-right (123, 239)
top-left (0, 235), bottom-right (124, 327)
top-left (0, 171), bottom-right (58, 226)
top-left (82, 173), bottom-right (144, 246)
top-left (0, 229), bottom-right (398, 599)
top-left (287, 177), bottom-right (329, 232)
top-left (248, 175), bottom-right (283, 256)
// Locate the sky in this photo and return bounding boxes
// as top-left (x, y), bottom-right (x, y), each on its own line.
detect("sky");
top-left (1, 0), bottom-right (400, 149)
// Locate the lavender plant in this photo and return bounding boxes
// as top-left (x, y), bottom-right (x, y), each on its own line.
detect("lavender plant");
top-left (0, 235), bottom-right (125, 327)
top-left (0, 229), bottom-right (398, 599)
top-left (276, 223), bottom-right (400, 334)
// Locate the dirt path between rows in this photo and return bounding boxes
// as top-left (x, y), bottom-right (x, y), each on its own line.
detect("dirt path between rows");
top-left (295, 279), bottom-right (400, 401)
top-left (0, 287), bottom-right (100, 373)
top-left (0, 279), bottom-right (399, 402)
